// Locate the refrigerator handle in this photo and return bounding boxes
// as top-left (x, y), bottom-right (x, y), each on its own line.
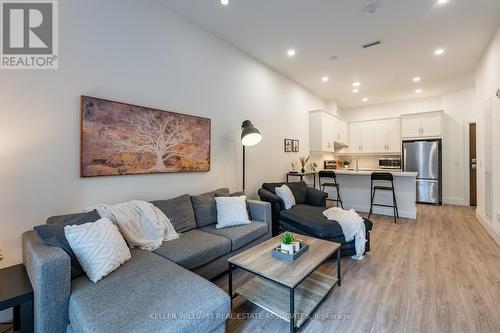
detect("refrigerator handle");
top-left (403, 147), bottom-right (407, 171)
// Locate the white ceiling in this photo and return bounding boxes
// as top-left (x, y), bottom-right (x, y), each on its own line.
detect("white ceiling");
top-left (160, 0), bottom-right (500, 108)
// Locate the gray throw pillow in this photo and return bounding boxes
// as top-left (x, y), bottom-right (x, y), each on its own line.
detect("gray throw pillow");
top-left (191, 188), bottom-right (230, 227)
top-left (151, 195), bottom-right (197, 233)
top-left (34, 210), bottom-right (101, 279)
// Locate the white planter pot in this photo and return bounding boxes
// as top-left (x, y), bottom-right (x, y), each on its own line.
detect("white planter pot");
top-left (281, 243), bottom-right (295, 254)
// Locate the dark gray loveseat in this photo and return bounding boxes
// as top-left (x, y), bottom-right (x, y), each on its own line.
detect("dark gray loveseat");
top-left (258, 181), bottom-right (372, 257)
top-left (22, 188), bottom-right (272, 333)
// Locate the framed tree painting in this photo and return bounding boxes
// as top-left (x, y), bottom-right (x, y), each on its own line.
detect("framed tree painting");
top-left (292, 140), bottom-right (299, 152)
top-left (81, 96), bottom-right (211, 177)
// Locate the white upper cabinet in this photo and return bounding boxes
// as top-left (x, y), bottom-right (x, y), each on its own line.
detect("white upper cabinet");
top-left (386, 118), bottom-right (401, 152)
top-left (401, 111), bottom-right (442, 138)
top-left (309, 110), bottom-right (348, 153)
top-left (349, 118), bottom-right (399, 154)
top-left (349, 122), bottom-right (362, 153)
top-left (420, 112), bottom-right (443, 137)
top-left (349, 121), bottom-right (373, 153)
top-left (372, 120), bottom-right (388, 153)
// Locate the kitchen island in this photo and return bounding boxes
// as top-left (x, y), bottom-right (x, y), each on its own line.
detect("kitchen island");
top-left (322, 169), bottom-right (418, 219)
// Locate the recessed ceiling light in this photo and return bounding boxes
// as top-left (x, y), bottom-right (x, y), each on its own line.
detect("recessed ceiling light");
top-left (353, 89), bottom-right (359, 94)
top-left (434, 48), bottom-right (445, 56)
top-left (437, 0), bottom-right (449, 5)
top-left (413, 77), bottom-right (421, 82)
top-left (416, 89), bottom-right (423, 94)
top-left (321, 76), bottom-right (329, 82)
top-left (287, 49), bottom-right (296, 57)
top-left (220, 0), bottom-right (229, 5)
top-left (352, 82), bottom-right (361, 87)
top-left (362, 97), bottom-right (368, 102)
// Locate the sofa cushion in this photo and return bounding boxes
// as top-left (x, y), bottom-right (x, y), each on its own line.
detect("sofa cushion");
top-left (151, 194), bottom-right (197, 233)
top-left (262, 182), bottom-right (307, 204)
top-left (280, 204), bottom-right (373, 239)
top-left (153, 229), bottom-right (231, 270)
top-left (69, 250), bottom-right (229, 333)
top-left (201, 221), bottom-right (268, 251)
top-left (35, 210), bottom-right (101, 279)
top-left (191, 188), bottom-right (230, 227)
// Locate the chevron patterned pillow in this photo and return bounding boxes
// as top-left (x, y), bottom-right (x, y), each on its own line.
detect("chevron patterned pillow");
top-left (65, 218), bottom-right (131, 283)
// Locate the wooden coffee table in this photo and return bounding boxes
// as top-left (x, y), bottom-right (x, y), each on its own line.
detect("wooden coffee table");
top-left (228, 234), bottom-right (341, 333)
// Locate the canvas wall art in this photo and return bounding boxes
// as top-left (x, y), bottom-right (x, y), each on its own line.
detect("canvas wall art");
top-left (81, 96), bottom-right (211, 177)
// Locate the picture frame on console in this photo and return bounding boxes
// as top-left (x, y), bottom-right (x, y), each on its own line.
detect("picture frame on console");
top-left (284, 139), bottom-right (292, 152)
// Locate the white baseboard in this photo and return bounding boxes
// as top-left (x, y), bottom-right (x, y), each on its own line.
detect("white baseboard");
top-left (476, 210), bottom-right (500, 246)
top-left (443, 197), bottom-right (466, 206)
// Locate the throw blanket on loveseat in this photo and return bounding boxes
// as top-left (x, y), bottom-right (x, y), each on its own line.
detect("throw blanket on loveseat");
top-left (92, 200), bottom-right (179, 250)
top-left (323, 207), bottom-right (367, 260)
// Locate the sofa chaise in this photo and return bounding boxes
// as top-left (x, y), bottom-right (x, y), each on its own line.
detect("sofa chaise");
top-left (22, 188), bottom-right (272, 333)
top-left (258, 181), bottom-right (372, 257)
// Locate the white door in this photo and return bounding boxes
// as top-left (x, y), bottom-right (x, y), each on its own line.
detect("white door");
top-left (401, 114), bottom-right (422, 138)
top-left (386, 118), bottom-right (401, 152)
top-left (349, 123), bottom-right (362, 153)
top-left (421, 112), bottom-right (442, 137)
top-left (360, 121), bottom-right (374, 153)
top-left (372, 120), bottom-right (387, 153)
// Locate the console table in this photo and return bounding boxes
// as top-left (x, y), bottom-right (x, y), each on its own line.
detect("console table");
top-left (286, 172), bottom-right (317, 188)
top-left (0, 264), bottom-right (34, 333)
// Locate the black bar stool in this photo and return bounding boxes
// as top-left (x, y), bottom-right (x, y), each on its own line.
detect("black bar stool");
top-left (318, 171), bottom-right (344, 208)
top-left (368, 172), bottom-right (399, 223)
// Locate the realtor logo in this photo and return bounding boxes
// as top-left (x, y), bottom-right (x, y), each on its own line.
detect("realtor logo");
top-left (1, 0), bottom-right (58, 69)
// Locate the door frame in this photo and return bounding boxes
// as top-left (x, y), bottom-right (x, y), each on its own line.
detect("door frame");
top-left (464, 120), bottom-right (477, 206)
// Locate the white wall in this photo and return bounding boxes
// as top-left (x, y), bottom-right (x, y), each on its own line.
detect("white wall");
top-left (475, 25), bottom-right (500, 242)
top-left (339, 89), bottom-right (476, 206)
top-left (339, 96), bottom-right (443, 122)
top-left (0, 0), bottom-right (325, 268)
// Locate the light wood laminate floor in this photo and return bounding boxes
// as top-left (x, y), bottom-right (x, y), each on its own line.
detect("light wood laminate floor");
top-left (214, 204), bottom-right (500, 333)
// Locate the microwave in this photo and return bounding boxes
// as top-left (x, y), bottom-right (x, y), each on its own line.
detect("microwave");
top-left (379, 158), bottom-right (401, 169)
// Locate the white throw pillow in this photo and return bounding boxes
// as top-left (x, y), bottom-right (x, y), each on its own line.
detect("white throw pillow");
top-left (275, 185), bottom-right (296, 209)
top-left (215, 196), bottom-right (251, 229)
top-left (65, 218), bottom-right (131, 283)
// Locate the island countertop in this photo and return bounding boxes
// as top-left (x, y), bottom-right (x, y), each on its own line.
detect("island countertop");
top-left (332, 169), bottom-right (418, 177)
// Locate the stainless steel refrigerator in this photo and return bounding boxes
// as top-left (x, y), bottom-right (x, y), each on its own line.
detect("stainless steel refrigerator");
top-left (402, 139), bottom-right (442, 205)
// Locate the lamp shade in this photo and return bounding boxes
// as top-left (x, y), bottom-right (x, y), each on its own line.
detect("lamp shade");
top-left (241, 120), bottom-right (262, 146)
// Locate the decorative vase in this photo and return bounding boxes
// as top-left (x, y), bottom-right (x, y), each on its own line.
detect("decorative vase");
top-left (301, 167), bottom-right (305, 173)
top-left (281, 243), bottom-right (295, 254)
top-left (344, 165), bottom-right (349, 169)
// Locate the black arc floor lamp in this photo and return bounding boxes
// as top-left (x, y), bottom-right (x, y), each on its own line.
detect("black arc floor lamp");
top-left (241, 120), bottom-right (262, 192)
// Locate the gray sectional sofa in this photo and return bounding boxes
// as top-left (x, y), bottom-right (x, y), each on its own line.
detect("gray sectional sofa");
top-left (22, 188), bottom-right (272, 333)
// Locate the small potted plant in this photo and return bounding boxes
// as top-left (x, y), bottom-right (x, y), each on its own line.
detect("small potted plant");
top-left (280, 232), bottom-right (296, 254)
top-left (343, 160), bottom-right (351, 169)
top-left (299, 156), bottom-right (310, 173)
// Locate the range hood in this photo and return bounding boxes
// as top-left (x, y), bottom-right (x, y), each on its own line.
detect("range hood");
top-left (334, 141), bottom-right (349, 150)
